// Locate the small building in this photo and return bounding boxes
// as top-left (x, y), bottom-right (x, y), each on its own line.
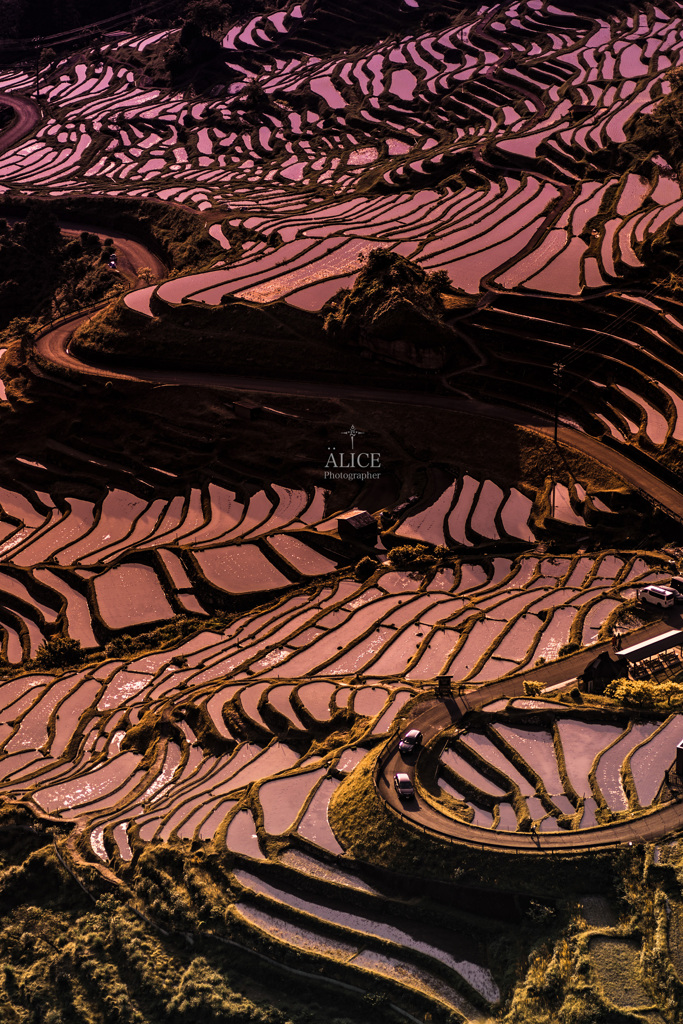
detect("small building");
top-left (233, 399), bottom-right (261, 420)
top-left (677, 740), bottom-right (683, 779)
top-left (337, 510), bottom-right (377, 543)
top-left (616, 629), bottom-right (683, 665)
top-left (581, 650), bottom-right (622, 693)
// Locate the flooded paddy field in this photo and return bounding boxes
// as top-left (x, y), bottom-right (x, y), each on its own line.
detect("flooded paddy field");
top-left (434, 703), bottom-right (683, 834)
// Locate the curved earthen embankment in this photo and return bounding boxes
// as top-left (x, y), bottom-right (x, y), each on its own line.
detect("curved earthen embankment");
top-left (34, 306), bottom-right (683, 527)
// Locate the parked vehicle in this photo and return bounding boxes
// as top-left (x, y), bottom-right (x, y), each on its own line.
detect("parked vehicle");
top-left (398, 729), bottom-right (422, 755)
top-left (669, 576), bottom-right (683, 598)
top-left (393, 772), bottom-right (414, 800)
top-left (638, 585), bottom-right (676, 608)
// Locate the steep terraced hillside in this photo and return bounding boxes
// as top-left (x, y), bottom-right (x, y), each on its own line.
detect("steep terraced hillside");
top-left (1, 2), bottom-right (683, 1023)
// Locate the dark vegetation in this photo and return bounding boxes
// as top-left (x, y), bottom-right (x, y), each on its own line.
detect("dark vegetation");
top-left (0, 106), bottom-right (14, 132)
top-left (353, 555), bottom-right (378, 581)
top-left (0, 209), bottom-right (118, 329)
top-left (0, 195), bottom-right (215, 278)
top-left (16, 614), bottom-right (233, 678)
top-left (386, 542), bottom-right (444, 570)
top-left (73, 250), bottom-right (473, 385)
top-left (322, 249), bottom-right (467, 370)
top-left (0, 772), bottom-right (661, 1024)
top-left (0, 802), bottom-right (406, 1024)
top-left (71, 290), bottom-right (450, 387)
top-left (604, 675), bottom-right (683, 712)
top-left (121, 1), bottom-right (287, 89)
top-left (158, 19), bottom-right (235, 91)
top-left (627, 68), bottom-right (683, 175)
top-left (137, 8), bottom-right (238, 91)
top-left (32, 636), bottom-right (85, 670)
top-left (0, 0), bottom-right (182, 42)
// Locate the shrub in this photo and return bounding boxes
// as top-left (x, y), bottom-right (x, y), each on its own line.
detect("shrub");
top-left (523, 680), bottom-right (544, 697)
top-left (604, 676), bottom-right (683, 710)
top-left (33, 636), bottom-right (84, 669)
top-left (133, 15), bottom-right (157, 32)
top-left (558, 642), bottom-right (579, 656)
top-left (354, 556), bottom-right (377, 582)
top-left (570, 686), bottom-right (583, 703)
top-left (389, 543), bottom-right (436, 571)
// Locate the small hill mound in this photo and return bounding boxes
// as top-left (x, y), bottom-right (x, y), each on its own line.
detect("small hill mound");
top-left (322, 249), bottom-right (463, 369)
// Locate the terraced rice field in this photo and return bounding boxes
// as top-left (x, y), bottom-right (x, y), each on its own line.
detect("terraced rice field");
top-left (0, 2), bottom-right (674, 318)
top-left (437, 702), bottom-right (683, 833)
top-left (3, 3), bottom-right (683, 452)
top-left (0, 538), bottom-right (672, 851)
top-left (2, 2), bottom-right (677, 453)
top-left (0, 447), bottom-right (664, 666)
top-left (0, 619), bottom-right (502, 1016)
top-left (5, 0), bottom-right (683, 1017)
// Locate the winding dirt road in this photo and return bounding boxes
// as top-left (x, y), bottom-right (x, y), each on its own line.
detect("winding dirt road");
top-left (59, 223), bottom-right (166, 287)
top-left (0, 91), bottom-right (40, 154)
top-left (0, 99), bottom-right (165, 289)
top-left (34, 307), bottom-right (683, 526)
top-left (378, 682), bottom-right (683, 854)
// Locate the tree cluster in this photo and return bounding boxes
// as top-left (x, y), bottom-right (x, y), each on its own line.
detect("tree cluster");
top-left (604, 675), bottom-right (683, 710)
top-left (32, 636), bottom-right (85, 669)
top-left (626, 68), bottom-right (683, 172)
top-left (0, 210), bottom-right (117, 328)
top-left (322, 249), bottom-right (456, 356)
top-left (152, 0), bottom-right (269, 90)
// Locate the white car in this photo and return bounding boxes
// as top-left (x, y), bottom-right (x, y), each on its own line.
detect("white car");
top-left (393, 772), bottom-right (414, 800)
top-left (638, 585), bottom-right (676, 608)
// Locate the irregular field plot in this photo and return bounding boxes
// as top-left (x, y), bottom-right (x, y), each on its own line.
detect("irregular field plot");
top-left (589, 937), bottom-right (652, 1008)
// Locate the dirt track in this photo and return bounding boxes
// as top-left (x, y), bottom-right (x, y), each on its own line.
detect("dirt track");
top-left (0, 91), bottom-right (40, 154)
top-left (378, 681), bottom-right (683, 854)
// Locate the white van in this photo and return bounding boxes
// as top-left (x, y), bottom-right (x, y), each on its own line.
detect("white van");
top-left (638, 585), bottom-right (676, 608)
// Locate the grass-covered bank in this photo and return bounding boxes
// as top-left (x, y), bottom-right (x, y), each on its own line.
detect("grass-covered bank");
top-left (0, 803), bottom-right (411, 1024)
top-left (330, 745), bottom-right (623, 896)
top-left (330, 746), bottom-right (683, 1023)
top-left (2, 785), bottom-right (672, 1024)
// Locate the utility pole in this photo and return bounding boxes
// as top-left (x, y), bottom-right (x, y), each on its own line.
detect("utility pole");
top-left (552, 362), bottom-right (563, 519)
top-left (34, 37), bottom-right (42, 103)
top-left (553, 361), bottom-right (563, 446)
